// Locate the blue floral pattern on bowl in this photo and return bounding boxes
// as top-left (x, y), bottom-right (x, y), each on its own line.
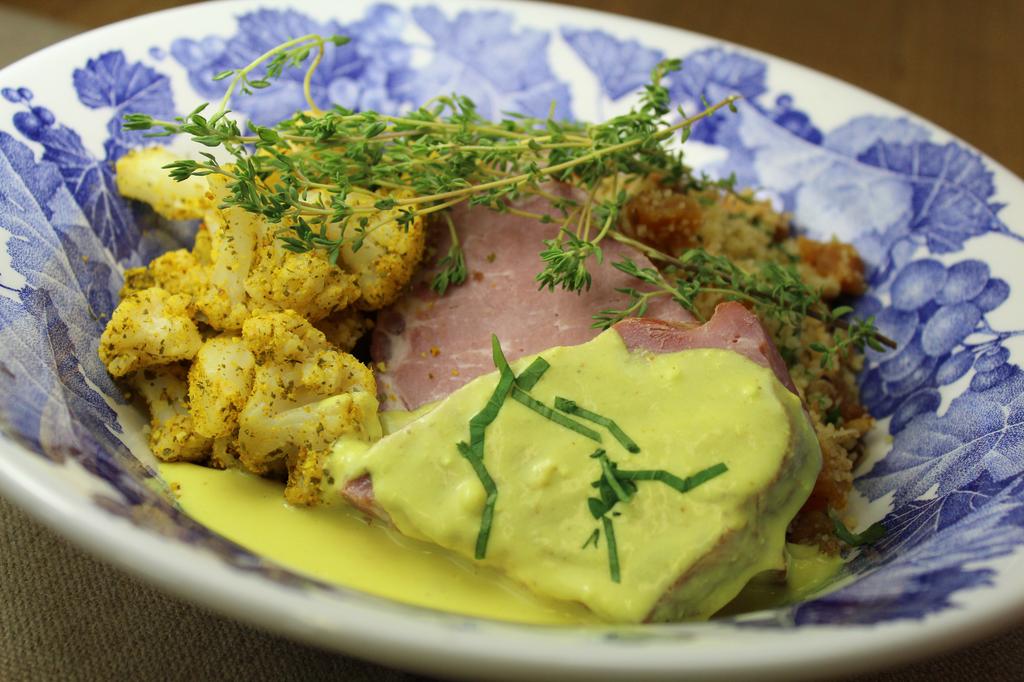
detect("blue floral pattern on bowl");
top-left (1, 2), bottom-right (1022, 634)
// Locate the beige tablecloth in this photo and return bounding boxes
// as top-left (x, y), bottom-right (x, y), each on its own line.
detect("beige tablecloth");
top-left (3, 493), bottom-right (1024, 680)
top-left (2, 1), bottom-right (1023, 679)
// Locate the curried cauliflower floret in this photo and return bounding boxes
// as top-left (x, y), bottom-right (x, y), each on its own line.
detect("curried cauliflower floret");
top-left (236, 311), bottom-right (381, 485)
top-left (314, 308), bottom-right (373, 352)
top-left (195, 181), bottom-right (259, 330)
top-left (244, 224), bottom-right (361, 323)
top-left (148, 248), bottom-right (208, 302)
top-left (115, 147), bottom-right (209, 221)
top-left (120, 224), bottom-right (212, 302)
top-left (209, 436), bottom-right (241, 470)
top-left (191, 223), bottom-right (212, 265)
top-left (119, 267), bottom-right (156, 298)
top-left (332, 189), bottom-right (426, 310)
top-left (285, 447), bottom-right (329, 506)
top-left (195, 174), bottom-right (382, 330)
top-left (131, 364), bottom-right (211, 462)
top-left (188, 334), bottom-right (256, 439)
top-left (99, 287), bottom-right (203, 377)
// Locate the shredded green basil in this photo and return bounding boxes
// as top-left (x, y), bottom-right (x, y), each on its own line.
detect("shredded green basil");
top-left (457, 441), bottom-right (499, 560)
top-left (599, 454), bottom-right (634, 503)
top-left (510, 387), bottom-right (603, 442)
top-left (585, 453), bottom-right (728, 582)
top-left (602, 516), bottom-right (620, 583)
top-left (515, 357), bottom-right (550, 391)
top-left (581, 528), bottom-right (600, 550)
top-left (617, 462), bottom-right (728, 494)
top-left (587, 497), bottom-right (610, 519)
top-left (459, 335), bottom-right (518, 559)
top-left (554, 397), bottom-right (640, 453)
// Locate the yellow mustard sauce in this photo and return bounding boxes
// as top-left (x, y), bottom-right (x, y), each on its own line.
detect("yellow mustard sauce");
top-left (159, 464), bottom-right (841, 624)
top-left (158, 329), bottom-right (842, 624)
top-left (158, 462), bottom-right (598, 624)
top-left (330, 330), bottom-right (823, 622)
top-left (718, 543), bottom-right (845, 616)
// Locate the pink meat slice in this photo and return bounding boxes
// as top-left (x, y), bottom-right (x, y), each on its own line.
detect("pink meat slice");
top-left (613, 301), bottom-right (799, 396)
top-left (345, 302), bottom-right (800, 510)
top-left (372, 191), bottom-right (695, 410)
top-left (343, 474), bottom-right (388, 522)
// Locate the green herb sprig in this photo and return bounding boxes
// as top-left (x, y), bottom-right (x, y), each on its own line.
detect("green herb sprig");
top-left (431, 213), bottom-right (468, 295)
top-left (128, 33), bottom-right (893, 371)
top-left (593, 248), bottom-right (895, 369)
top-left (829, 508), bottom-right (886, 547)
top-left (128, 49), bottom-right (735, 260)
top-left (125, 38), bottom-right (742, 294)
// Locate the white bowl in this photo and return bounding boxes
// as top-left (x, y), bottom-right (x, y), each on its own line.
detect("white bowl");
top-left (2, 1), bottom-right (1023, 679)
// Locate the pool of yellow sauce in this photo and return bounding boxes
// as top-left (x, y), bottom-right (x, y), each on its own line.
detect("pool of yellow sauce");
top-left (159, 462), bottom-right (842, 624)
top-left (159, 462), bottom-right (597, 624)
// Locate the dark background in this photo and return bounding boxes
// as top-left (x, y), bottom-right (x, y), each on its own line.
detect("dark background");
top-left (1, 1), bottom-right (1022, 680)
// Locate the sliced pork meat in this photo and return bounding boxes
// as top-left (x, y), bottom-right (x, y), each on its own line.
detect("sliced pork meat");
top-left (348, 302), bottom-right (800, 511)
top-left (342, 305), bottom-right (817, 621)
top-left (342, 473), bottom-right (390, 522)
top-left (371, 192), bottom-right (695, 409)
top-left (613, 301), bottom-right (798, 396)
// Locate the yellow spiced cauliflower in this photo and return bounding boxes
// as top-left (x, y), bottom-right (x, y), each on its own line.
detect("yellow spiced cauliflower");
top-left (237, 311), bottom-right (381, 503)
top-left (131, 364), bottom-right (211, 463)
top-left (244, 226), bottom-right (362, 322)
top-left (115, 147), bottom-right (209, 221)
top-left (333, 189), bottom-right (426, 310)
top-left (101, 152), bottom-right (426, 501)
top-left (314, 308), bottom-right (374, 353)
top-left (99, 287), bottom-right (202, 377)
top-left (187, 334), bottom-right (256, 439)
top-left (236, 311), bottom-right (381, 469)
top-left (194, 186), bottom-right (259, 331)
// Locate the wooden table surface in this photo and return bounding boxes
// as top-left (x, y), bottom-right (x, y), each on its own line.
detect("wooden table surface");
top-left (2, 0), bottom-right (1021, 176)
top-left (1, 1), bottom-right (1023, 680)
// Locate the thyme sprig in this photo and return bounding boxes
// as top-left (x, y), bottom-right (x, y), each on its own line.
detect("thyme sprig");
top-left (124, 37), bottom-right (737, 291)
top-left (126, 33), bottom-right (893, 369)
top-left (594, 247), bottom-right (896, 369)
top-left (431, 213), bottom-right (468, 295)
